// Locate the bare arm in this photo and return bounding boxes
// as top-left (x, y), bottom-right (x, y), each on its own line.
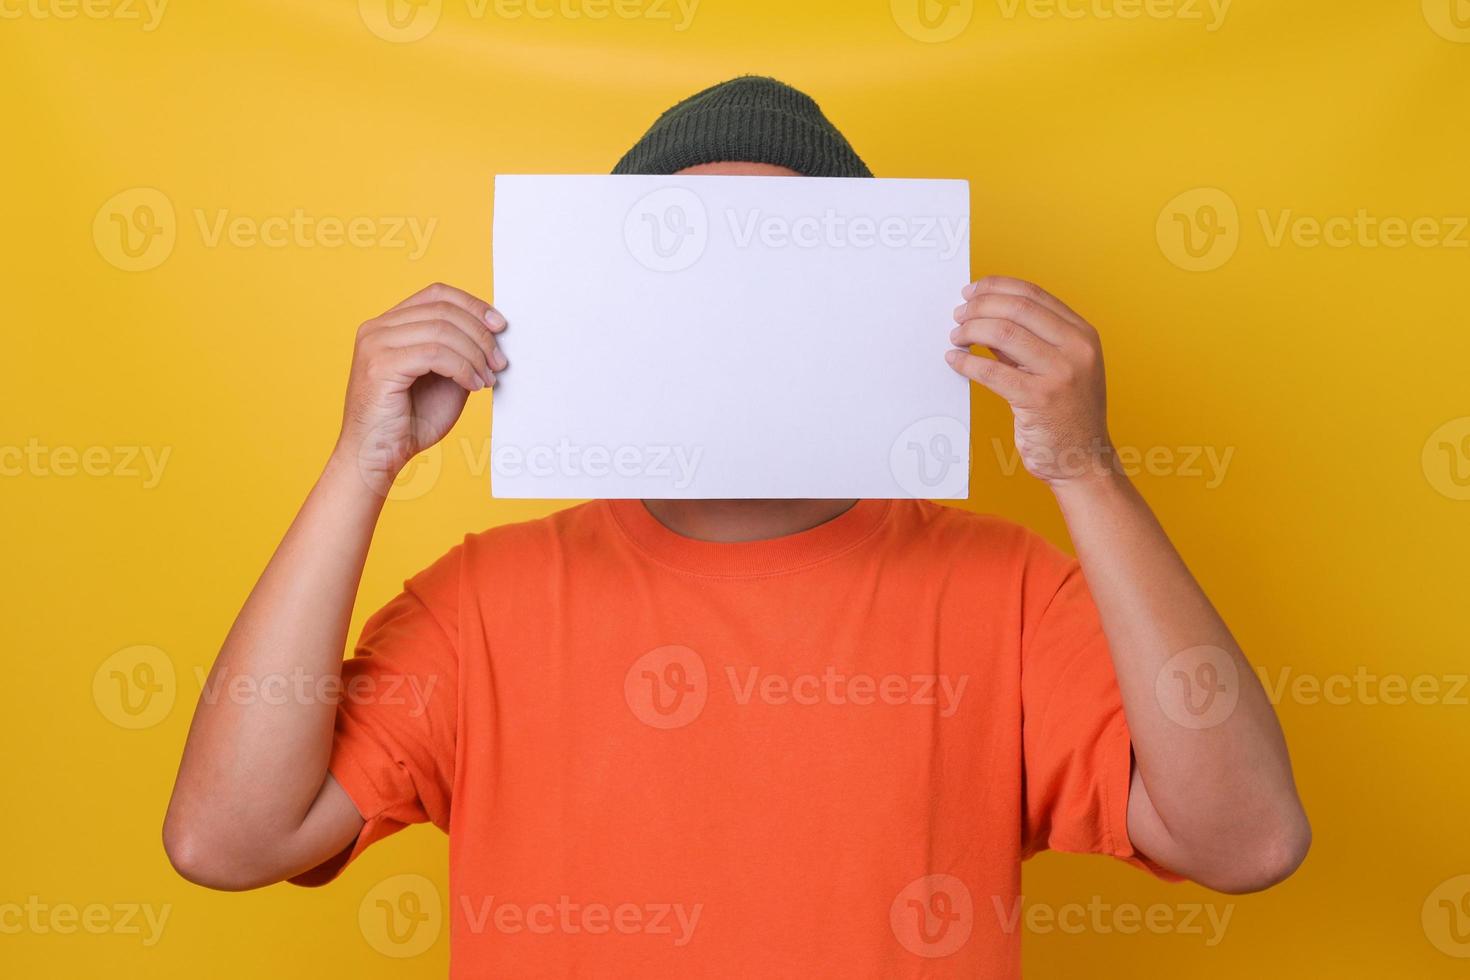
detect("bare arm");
top-left (1053, 471), bottom-right (1308, 892)
top-left (163, 283), bottom-right (507, 890)
top-left (949, 276), bottom-right (1309, 894)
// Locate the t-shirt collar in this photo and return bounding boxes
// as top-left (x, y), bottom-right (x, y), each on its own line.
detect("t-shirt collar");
top-left (606, 498), bottom-right (892, 577)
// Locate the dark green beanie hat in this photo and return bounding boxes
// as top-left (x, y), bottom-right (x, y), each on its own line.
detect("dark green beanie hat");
top-left (612, 75), bottom-right (873, 178)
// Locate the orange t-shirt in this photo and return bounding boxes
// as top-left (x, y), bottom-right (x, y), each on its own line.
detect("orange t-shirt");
top-left (294, 498), bottom-right (1169, 976)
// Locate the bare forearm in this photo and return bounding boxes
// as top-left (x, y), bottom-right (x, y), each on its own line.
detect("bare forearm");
top-left (1052, 469), bottom-right (1309, 891)
top-left (163, 284), bottom-right (503, 890)
top-left (164, 452), bottom-right (380, 879)
top-left (949, 276), bottom-right (1307, 891)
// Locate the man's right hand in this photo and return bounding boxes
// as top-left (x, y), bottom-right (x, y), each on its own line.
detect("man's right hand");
top-left (335, 282), bottom-right (508, 492)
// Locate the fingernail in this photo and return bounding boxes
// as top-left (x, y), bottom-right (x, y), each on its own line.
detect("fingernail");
top-left (471, 376), bottom-right (484, 390)
top-left (945, 349), bottom-right (962, 364)
top-left (949, 327), bottom-right (961, 344)
top-left (485, 308), bottom-right (507, 330)
top-left (485, 372), bottom-right (497, 387)
top-left (962, 281), bottom-right (978, 299)
top-left (492, 350), bottom-right (508, 371)
top-left (953, 303), bottom-right (969, 321)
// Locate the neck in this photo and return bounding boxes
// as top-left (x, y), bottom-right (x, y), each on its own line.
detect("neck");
top-left (639, 499), bottom-right (859, 543)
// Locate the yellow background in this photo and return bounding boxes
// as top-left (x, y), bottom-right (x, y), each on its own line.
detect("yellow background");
top-left (4, 0), bottom-right (1468, 975)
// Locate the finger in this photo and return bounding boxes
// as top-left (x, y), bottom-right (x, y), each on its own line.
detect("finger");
top-left (390, 282), bottom-right (507, 333)
top-left (945, 349), bottom-right (1032, 404)
top-left (950, 318), bottom-right (1058, 374)
top-left (382, 343), bottom-right (485, 392)
top-left (952, 292), bottom-right (1071, 346)
top-left (372, 318), bottom-right (495, 386)
top-left (961, 275), bottom-right (1087, 328)
top-left (373, 301), bottom-right (507, 372)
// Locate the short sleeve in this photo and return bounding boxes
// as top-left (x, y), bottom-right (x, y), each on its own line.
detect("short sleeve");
top-left (290, 549), bottom-right (461, 886)
top-left (1018, 533), bottom-right (1179, 880)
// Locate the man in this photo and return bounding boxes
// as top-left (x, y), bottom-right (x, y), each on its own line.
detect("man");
top-left (164, 76), bottom-right (1308, 976)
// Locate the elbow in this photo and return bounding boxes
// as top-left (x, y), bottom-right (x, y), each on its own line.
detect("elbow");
top-left (1197, 810), bottom-right (1312, 895)
top-left (162, 812), bottom-right (274, 892)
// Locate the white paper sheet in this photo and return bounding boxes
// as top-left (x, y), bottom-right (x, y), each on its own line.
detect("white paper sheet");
top-left (490, 174), bottom-right (971, 499)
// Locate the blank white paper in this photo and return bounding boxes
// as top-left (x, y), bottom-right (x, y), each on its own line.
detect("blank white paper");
top-left (490, 174), bottom-right (971, 499)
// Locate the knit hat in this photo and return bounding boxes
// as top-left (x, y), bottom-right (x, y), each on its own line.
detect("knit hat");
top-left (612, 76), bottom-right (873, 179)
